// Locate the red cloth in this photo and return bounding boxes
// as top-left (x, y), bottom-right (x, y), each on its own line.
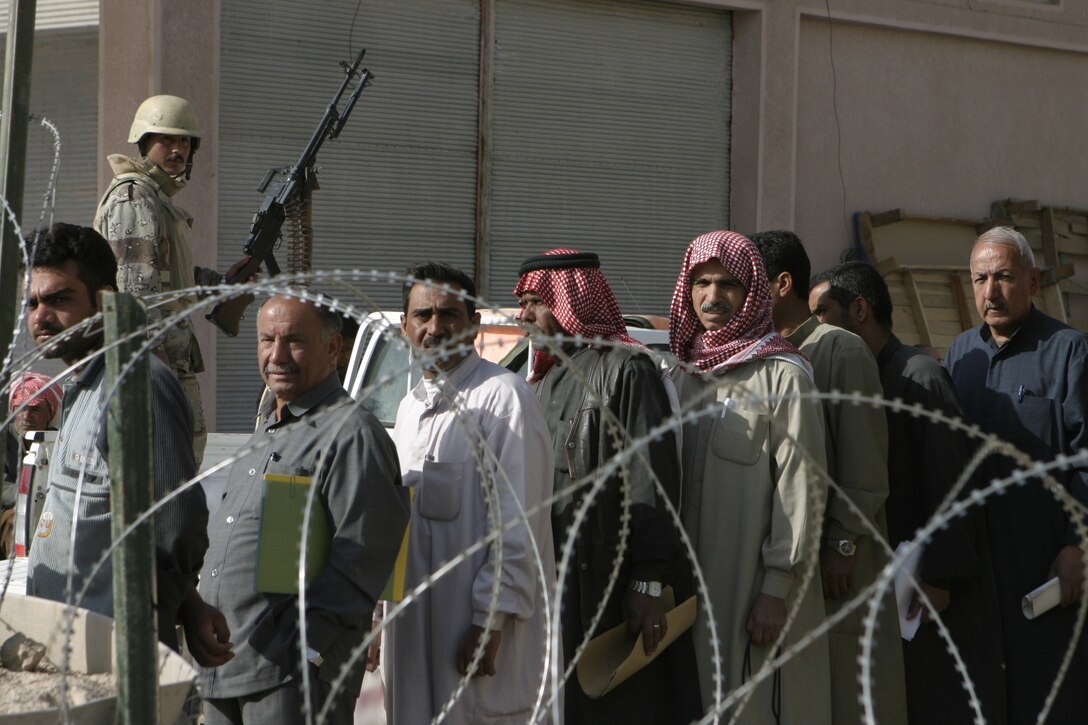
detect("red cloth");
top-left (514, 248), bottom-right (641, 381)
top-left (8, 371), bottom-right (61, 420)
top-left (669, 230), bottom-right (803, 373)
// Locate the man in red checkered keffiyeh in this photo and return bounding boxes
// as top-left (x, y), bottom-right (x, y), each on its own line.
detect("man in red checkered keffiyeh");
top-left (514, 249), bottom-right (642, 381)
top-left (8, 372), bottom-right (61, 429)
top-left (669, 230), bottom-right (810, 376)
top-left (4, 372), bottom-right (62, 557)
top-left (668, 231), bottom-right (831, 723)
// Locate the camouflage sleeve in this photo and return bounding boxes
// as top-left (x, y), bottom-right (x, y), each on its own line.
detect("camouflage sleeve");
top-left (95, 183), bottom-right (167, 356)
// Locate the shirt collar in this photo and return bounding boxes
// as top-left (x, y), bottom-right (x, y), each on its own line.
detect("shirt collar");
top-left (261, 371), bottom-right (343, 426)
top-left (410, 350), bottom-right (482, 403)
top-left (978, 305), bottom-right (1036, 353)
top-left (786, 315), bottom-right (819, 347)
top-left (74, 354), bottom-right (106, 388)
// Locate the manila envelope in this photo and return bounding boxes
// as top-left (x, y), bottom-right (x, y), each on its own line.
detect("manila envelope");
top-left (576, 587), bottom-right (697, 698)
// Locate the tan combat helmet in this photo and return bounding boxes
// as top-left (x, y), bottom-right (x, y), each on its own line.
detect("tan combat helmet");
top-left (128, 94), bottom-right (201, 177)
top-left (128, 94), bottom-right (201, 147)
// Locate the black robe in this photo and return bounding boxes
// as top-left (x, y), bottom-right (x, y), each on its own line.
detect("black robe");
top-left (946, 309), bottom-right (1088, 725)
top-left (536, 345), bottom-right (700, 724)
top-left (878, 335), bottom-right (1008, 724)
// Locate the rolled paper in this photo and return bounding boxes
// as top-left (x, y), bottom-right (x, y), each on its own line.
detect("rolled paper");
top-left (1022, 576), bottom-right (1062, 620)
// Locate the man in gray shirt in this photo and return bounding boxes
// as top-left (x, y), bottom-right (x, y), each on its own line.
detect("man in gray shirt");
top-left (194, 294), bottom-right (409, 724)
top-left (23, 222), bottom-right (210, 651)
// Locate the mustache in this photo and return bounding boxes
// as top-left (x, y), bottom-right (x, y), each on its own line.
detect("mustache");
top-left (422, 335), bottom-right (448, 349)
top-left (984, 300), bottom-right (1007, 312)
top-left (264, 363), bottom-right (299, 375)
top-left (701, 302), bottom-right (732, 314)
top-left (33, 323), bottom-right (63, 337)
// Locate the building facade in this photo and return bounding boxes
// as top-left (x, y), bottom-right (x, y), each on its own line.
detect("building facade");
top-left (4, 0), bottom-right (1086, 431)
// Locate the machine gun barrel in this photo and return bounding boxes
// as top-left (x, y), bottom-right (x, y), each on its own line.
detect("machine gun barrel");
top-left (208, 48), bottom-right (372, 337)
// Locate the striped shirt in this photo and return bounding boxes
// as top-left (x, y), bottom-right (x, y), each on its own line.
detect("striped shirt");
top-left (26, 354), bottom-right (207, 649)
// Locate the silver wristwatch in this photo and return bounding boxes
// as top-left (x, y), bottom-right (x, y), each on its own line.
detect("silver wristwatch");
top-left (629, 580), bottom-right (663, 598)
top-left (825, 538), bottom-right (857, 557)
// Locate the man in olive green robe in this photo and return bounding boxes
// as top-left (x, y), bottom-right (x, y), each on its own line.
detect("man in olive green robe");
top-left (752, 231), bottom-right (907, 725)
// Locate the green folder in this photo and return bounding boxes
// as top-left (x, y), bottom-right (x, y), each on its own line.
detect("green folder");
top-left (380, 485), bottom-right (413, 602)
top-left (255, 473), bottom-right (331, 594)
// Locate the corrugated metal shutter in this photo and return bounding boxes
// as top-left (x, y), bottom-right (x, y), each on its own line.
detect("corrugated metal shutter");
top-left (0, 24), bottom-right (97, 383)
top-left (0, 0), bottom-right (98, 33)
top-left (488, 0), bottom-right (731, 313)
top-left (0, 26), bottom-right (98, 232)
top-left (216, 0), bottom-right (480, 431)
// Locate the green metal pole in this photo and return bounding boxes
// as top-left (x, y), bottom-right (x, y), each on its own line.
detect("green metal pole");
top-left (103, 291), bottom-right (159, 725)
top-left (0, 0), bottom-right (37, 423)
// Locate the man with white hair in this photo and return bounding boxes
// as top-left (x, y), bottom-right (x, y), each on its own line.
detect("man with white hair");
top-left (945, 226), bottom-right (1088, 723)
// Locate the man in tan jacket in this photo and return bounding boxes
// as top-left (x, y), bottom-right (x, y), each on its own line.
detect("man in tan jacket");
top-left (752, 230), bottom-right (907, 725)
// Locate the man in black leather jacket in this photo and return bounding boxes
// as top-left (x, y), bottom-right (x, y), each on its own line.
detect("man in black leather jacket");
top-left (515, 248), bottom-right (699, 724)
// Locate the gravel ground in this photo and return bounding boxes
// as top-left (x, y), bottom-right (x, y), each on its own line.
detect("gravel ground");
top-left (0, 669), bottom-right (115, 714)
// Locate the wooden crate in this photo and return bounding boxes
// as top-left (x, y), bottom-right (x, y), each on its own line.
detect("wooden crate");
top-left (859, 209), bottom-right (986, 268)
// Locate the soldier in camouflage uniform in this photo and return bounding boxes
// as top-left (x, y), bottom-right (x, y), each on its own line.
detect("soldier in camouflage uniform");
top-left (94, 95), bottom-right (234, 465)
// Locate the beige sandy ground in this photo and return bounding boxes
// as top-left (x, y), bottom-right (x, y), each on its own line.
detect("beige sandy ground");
top-left (0, 669), bottom-right (116, 714)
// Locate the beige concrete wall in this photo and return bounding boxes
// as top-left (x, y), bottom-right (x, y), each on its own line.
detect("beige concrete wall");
top-left (98, 0), bottom-right (220, 431)
top-left (707, 0), bottom-right (1088, 276)
top-left (795, 14), bottom-right (1088, 274)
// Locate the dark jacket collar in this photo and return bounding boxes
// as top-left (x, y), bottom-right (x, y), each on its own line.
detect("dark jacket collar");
top-left (875, 334), bottom-right (903, 368)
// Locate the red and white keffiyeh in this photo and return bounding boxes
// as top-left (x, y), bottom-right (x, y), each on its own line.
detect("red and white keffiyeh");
top-left (514, 248), bottom-right (642, 381)
top-left (8, 371), bottom-right (61, 420)
top-left (669, 230), bottom-right (805, 373)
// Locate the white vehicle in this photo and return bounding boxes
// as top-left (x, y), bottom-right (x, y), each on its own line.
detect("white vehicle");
top-left (12, 430), bottom-right (56, 559)
top-left (342, 309), bottom-right (670, 428)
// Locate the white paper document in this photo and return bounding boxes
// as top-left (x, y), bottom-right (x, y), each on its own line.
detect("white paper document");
top-left (1022, 577), bottom-right (1062, 621)
top-left (893, 541), bottom-right (924, 641)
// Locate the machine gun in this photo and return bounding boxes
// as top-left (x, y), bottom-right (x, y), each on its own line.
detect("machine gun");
top-left (207, 48), bottom-right (373, 337)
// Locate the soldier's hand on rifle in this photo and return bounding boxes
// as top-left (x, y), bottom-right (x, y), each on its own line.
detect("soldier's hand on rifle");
top-left (192, 266), bottom-right (222, 288)
top-left (225, 255), bottom-right (261, 284)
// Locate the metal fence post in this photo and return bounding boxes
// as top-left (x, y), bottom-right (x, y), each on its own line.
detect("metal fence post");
top-left (102, 291), bottom-right (159, 725)
top-left (0, 0), bottom-right (37, 427)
